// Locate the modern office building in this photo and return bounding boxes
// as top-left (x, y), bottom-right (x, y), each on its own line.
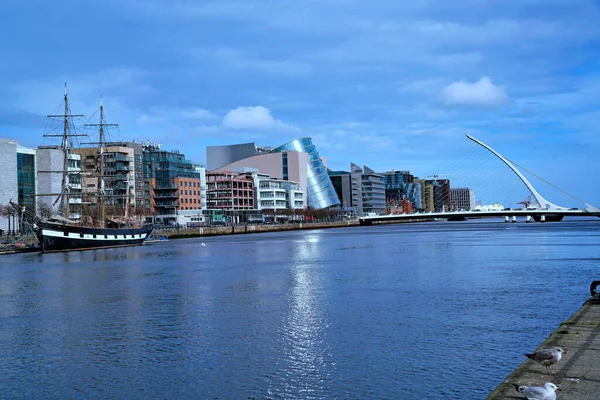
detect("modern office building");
top-left (205, 170), bottom-right (255, 210)
top-left (328, 167), bottom-right (363, 217)
top-left (380, 170), bottom-right (423, 211)
top-left (143, 143), bottom-right (201, 224)
top-left (270, 138), bottom-right (339, 209)
top-left (74, 145), bottom-right (136, 217)
top-left (328, 163), bottom-right (385, 216)
top-left (195, 166), bottom-right (207, 211)
top-left (451, 188), bottom-right (476, 211)
top-left (214, 151), bottom-right (309, 206)
top-left (422, 179), bottom-right (451, 212)
top-left (257, 178), bottom-right (304, 212)
top-left (207, 142), bottom-right (264, 171)
top-left (17, 145), bottom-right (37, 216)
top-left (361, 165), bottom-right (386, 215)
top-left (105, 141), bottom-right (150, 216)
top-left (420, 180), bottom-right (435, 212)
top-left (207, 137), bottom-right (340, 210)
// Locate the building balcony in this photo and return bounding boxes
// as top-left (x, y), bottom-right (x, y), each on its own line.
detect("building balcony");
top-left (111, 155), bottom-right (133, 162)
top-left (154, 193), bottom-right (179, 199)
top-left (155, 201), bottom-right (179, 207)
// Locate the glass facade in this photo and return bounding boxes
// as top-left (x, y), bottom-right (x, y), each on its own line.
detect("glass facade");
top-left (143, 145), bottom-right (200, 219)
top-left (17, 152), bottom-right (36, 213)
top-left (271, 137), bottom-right (340, 209)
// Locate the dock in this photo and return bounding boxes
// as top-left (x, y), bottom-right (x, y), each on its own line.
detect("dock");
top-left (487, 284), bottom-right (600, 399)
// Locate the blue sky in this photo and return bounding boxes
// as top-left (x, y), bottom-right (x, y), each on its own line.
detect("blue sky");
top-left (1, 0), bottom-right (599, 207)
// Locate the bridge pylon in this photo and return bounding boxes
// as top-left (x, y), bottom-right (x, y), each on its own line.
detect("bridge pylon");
top-left (466, 134), bottom-right (599, 215)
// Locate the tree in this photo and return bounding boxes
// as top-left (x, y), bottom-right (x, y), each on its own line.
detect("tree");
top-left (0, 204), bottom-right (16, 234)
top-left (37, 202), bottom-right (53, 220)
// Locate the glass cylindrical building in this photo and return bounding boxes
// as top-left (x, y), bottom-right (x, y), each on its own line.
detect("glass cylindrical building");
top-left (271, 137), bottom-right (340, 209)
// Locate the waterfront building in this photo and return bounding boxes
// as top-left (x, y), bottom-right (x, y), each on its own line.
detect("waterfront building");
top-left (257, 178), bottom-right (304, 213)
top-left (143, 143), bottom-right (201, 225)
top-left (205, 170), bottom-right (255, 210)
top-left (206, 137), bottom-right (340, 210)
top-left (379, 170), bottom-right (423, 211)
top-left (328, 167), bottom-right (362, 217)
top-left (175, 175), bottom-right (202, 211)
top-left (105, 141), bottom-right (150, 217)
top-left (195, 166), bottom-right (207, 211)
top-left (0, 139), bottom-right (18, 231)
top-left (328, 163), bottom-right (385, 216)
top-left (432, 179), bottom-right (451, 212)
top-left (361, 165), bottom-right (386, 214)
top-left (17, 145), bottom-right (37, 217)
top-left (270, 138), bottom-right (339, 209)
top-left (420, 181), bottom-right (435, 212)
top-left (207, 142), bottom-right (263, 171)
top-left (213, 151), bottom-right (308, 208)
top-left (420, 179), bottom-right (451, 212)
top-left (74, 145), bottom-right (136, 217)
top-left (407, 181), bottom-right (423, 210)
top-left (451, 188), bottom-right (476, 211)
top-left (36, 146), bottom-right (82, 220)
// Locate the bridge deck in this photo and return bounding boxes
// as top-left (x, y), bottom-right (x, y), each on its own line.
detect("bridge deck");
top-left (359, 209), bottom-right (599, 224)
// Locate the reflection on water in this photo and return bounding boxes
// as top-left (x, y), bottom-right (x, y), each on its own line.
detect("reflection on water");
top-left (276, 233), bottom-right (329, 399)
top-left (0, 220), bottom-right (599, 399)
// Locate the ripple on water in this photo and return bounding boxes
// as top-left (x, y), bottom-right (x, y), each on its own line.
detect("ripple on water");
top-left (0, 222), bottom-right (597, 399)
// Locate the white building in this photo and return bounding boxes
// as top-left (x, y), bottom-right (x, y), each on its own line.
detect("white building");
top-left (36, 147), bottom-right (82, 220)
top-left (257, 178), bottom-right (304, 211)
top-left (0, 139), bottom-right (18, 231)
top-left (450, 188), bottom-right (476, 211)
top-left (194, 165), bottom-right (207, 210)
top-left (176, 209), bottom-right (206, 226)
top-left (473, 202), bottom-right (504, 211)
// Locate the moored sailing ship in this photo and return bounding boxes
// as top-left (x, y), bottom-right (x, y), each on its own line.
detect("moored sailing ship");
top-left (33, 84), bottom-right (153, 252)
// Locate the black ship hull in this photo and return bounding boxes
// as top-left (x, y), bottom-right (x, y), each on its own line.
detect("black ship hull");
top-left (34, 221), bottom-right (154, 252)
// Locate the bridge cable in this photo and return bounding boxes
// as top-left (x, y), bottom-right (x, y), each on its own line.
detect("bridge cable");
top-left (504, 157), bottom-right (587, 205)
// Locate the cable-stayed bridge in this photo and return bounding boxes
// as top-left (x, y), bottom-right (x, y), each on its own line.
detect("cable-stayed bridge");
top-left (359, 134), bottom-right (600, 225)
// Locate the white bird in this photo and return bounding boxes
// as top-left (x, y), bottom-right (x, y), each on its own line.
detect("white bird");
top-left (513, 382), bottom-right (560, 400)
top-left (200, 243), bottom-right (206, 246)
top-left (524, 347), bottom-right (566, 374)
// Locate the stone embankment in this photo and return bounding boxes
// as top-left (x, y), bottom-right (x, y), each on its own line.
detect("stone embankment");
top-left (154, 219), bottom-right (361, 239)
top-left (487, 291), bottom-right (600, 399)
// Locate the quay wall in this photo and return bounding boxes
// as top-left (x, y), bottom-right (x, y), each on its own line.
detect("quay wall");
top-left (155, 220), bottom-right (360, 239)
top-left (487, 295), bottom-right (600, 399)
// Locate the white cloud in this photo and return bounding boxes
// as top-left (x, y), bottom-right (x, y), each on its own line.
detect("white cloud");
top-left (441, 77), bottom-right (509, 107)
top-left (221, 106), bottom-right (299, 131)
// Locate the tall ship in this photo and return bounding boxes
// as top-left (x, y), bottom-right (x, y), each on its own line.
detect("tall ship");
top-left (30, 84), bottom-right (153, 252)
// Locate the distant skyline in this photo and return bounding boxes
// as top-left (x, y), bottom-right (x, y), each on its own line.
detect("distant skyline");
top-left (1, 0), bottom-right (599, 208)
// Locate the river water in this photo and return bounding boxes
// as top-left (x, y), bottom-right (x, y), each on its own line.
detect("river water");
top-left (1, 219), bottom-right (599, 399)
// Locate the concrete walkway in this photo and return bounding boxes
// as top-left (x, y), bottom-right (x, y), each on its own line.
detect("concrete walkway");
top-left (487, 298), bottom-right (600, 399)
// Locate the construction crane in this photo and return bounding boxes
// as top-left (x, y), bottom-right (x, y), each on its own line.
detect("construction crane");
top-left (517, 194), bottom-right (534, 209)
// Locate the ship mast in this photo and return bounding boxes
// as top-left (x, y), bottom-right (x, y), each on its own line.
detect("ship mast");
top-left (85, 97), bottom-right (118, 227)
top-left (45, 83), bottom-right (85, 218)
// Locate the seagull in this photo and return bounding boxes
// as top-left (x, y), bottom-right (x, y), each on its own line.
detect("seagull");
top-left (524, 347), bottom-right (566, 374)
top-left (513, 382), bottom-right (560, 400)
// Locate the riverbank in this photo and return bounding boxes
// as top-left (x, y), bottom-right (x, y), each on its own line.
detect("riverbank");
top-left (487, 294), bottom-right (600, 399)
top-left (2, 218), bottom-right (431, 255)
top-left (155, 219), bottom-right (361, 239)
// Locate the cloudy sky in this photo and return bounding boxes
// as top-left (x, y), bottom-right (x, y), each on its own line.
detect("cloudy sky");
top-left (1, 0), bottom-right (599, 207)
